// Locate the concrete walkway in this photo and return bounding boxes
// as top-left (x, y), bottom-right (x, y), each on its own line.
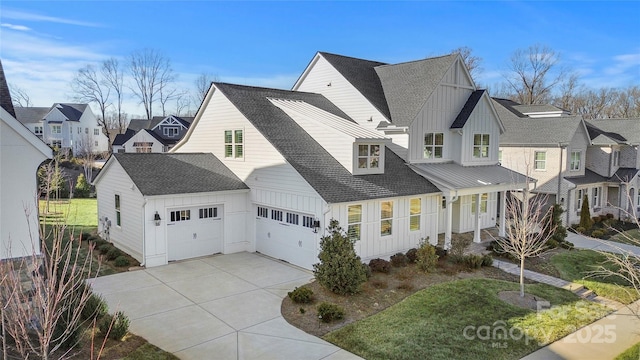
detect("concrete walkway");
top-left (90, 252), bottom-right (362, 360)
top-left (567, 231), bottom-right (640, 256)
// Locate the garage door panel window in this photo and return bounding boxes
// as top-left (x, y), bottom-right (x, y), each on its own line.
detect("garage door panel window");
top-left (286, 213), bottom-right (299, 225)
top-left (348, 205), bottom-right (362, 241)
top-left (271, 209), bottom-right (283, 222)
top-left (199, 207), bottom-right (218, 219)
top-left (303, 216), bottom-right (314, 229)
top-left (257, 206), bottom-right (268, 218)
top-left (170, 210), bottom-right (191, 222)
top-left (381, 201), bottom-right (393, 236)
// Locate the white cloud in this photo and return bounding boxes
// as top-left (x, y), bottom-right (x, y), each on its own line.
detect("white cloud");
top-left (2, 9), bottom-right (102, 27)
top-left (1, 23), bottom-right (31, 31)
top-left (604, 52), bottom-right (640, 76)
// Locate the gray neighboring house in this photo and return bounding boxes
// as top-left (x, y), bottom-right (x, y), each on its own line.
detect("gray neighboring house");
top-left (112, 115), bottom-right (194, 153)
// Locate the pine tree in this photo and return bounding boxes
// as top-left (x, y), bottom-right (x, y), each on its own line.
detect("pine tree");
top-left (579, 194), bottom-right (593, 230)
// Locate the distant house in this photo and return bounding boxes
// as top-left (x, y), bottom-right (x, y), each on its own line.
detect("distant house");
top-left (15, 103), bottom-right (109, 155)
top-left (0, 60), bottom-right (52, 260)
top-left (112, 115), bottom-right (193, 153)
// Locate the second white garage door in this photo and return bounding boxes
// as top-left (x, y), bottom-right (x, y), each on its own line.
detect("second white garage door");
top-left (167, 205), bottom-right (223, 261)
top-left (255, 205), bottom-right (316, 269)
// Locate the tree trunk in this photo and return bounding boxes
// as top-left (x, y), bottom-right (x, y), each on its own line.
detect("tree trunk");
top-left (520, 256), bottom-right (525, 297)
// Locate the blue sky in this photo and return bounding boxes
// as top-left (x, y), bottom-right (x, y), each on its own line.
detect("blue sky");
top-left (1, 1), bottom-right (638, 117)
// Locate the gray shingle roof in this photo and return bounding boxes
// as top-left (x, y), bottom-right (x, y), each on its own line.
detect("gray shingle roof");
top-left (54, 103), bottom-right (87, 121)
top-left (565, 168), bottom-right (639, 185)
top-left (111, 153), bottom-right (248, 196)
top-left (586, 119), bottom-right (640, 145)
top-left (451, 90), bottom-right (485, 129)
top-left (0, 60), bottom-right (16, 118)
top-left (513, 104), bottom-right (565, 114)
top-left (15, 107), bottom-right (50, 124)
top-left (376, 54), bottom-right (457, 127)
top-left (318, 52), bottom-right (392, 121)
top-left (494, 98), bottom-right (584, 146)
top-left (112, 129), bottom-right (135, 146)
top-left (214, 82), bottom-right (440, 203)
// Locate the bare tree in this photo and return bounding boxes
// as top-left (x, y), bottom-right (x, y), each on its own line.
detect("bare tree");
top-left (451, 46), bottom-right (483, 85)
top-left (554, 73), bottom-right (581, 111)
top-left (9, 83), bottom-right (33, 107)
top-left (503, 44), bottom-right (568, 105)
top-left (573, 88), bottom-right (618, 119)
top-left (193, 72), bottom-right (217, 107)
top-left (129, 48), bottom-right (174, 120)
top-left (102, 58), bottom-right (126, 134)
top-left (77, 132), bottom-right (97, 181)
top-left (493, 185), bottom-right (555, 297)
top-left (71, 64), bottom-right (111, 150)
top-left (174, 90), bottom-right (192, 116)
top-left (159, 86), bottom-right (178, 117)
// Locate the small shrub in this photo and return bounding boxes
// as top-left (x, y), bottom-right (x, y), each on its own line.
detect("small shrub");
top-left (81, 232), bottom-right (92, 241)
top-left (99, 311), bottom-right (130, 341)
top-left (98, 243), bottom-right (112, 255)
top-left (591, 229), bottom-right (605, 238)
top-left (434, 246), bottom-right (448, 258)
top-left (362, 262), bottom-right (372, 279)
top-left (394, 267), bottom-right (413, 281)
top-left (288, 286), bottom-right (314, 304)
top-left (450, 237), bottom-right (472, 258)
top-left (397, 280), bottom-right (414, 291)
top-left (575, 226), bottom-right (586, 234)
top-left (390, 253), bottom-right (408, 267)
top-left (106, 247), bottom-right (122, 261)
top-left (481, 254), bottom-right (493, 267)
top-left (405, 248), bottom-right (418, 263)
top-left (114, 256), bottom-right (130, 267)
top-left (560, 241), bottom-right (574, 250)
top-left (299, 307), bottom-right (306, 314)
top-left (606, 213), bottom-right (614, 219)
top-left (370, 278), bottom-right (388, 289)
top-left (546, 239), bottom-right (559, 249)
top-left (317, 302), bottom-right (345, 323)
top-left (416, 240), bottom-right (438, 272)
top-left (464, 254), bottom-right (484, 269)
top-left (592, 216), bottom-right (601, 224)
top-left (369, 258), bottom-right (391, 273)
top-left (82, 293), bottom-right (109, 321)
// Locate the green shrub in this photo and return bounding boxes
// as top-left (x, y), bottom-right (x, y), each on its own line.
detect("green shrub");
top-left (560, 241), bottom-right (575, 250)
top-left (464, 254), bottom-right (484, 269)
top-left (81, 293), bottom-right (109, 321)
top-left (99, 311), bottom-right (130, 340)
top-left (546, 239), bottom-right (559, 249)
top-left (390, 253), bottom-right (408, 267)
top-left (288, 286), bottom-right (314, 304)
top-left (450, 237), bottom-right (472, 259)
top-left (369, 258), bottom-right (391, 273)
top-left (405, 248), bottom-right (418, 263)
top-left (317, 302), bottom-right (345, 323)
top-left (575, 226), bottom-right (586, 234)
top-left (81, 232), bottom-right (92, 241)
top-left (481, 254), bottom-right (493, 267)
top-left (362, 262), bottom-right (372, 279)
top-left (98, 243), bottom-right (112, 254)
top-left (313, 219), bottom-right (367, 295)
top-left (434, 246), bottom-right (448, 258)
top-left (416, 240), bottom-right (438, 272)
top-left (106, 247), bottom-right (122, 261)
top-left (591, 229), bottom-right (605, 238)
top-left (74, 173), bottom-right (91, 198)
top-left (114, 256), bottom-right (130, 267)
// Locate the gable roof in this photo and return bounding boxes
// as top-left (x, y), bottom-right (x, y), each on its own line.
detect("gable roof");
top-left (450, 90), bottom-right (485, 129)
top-left (0, 60), bottom-right (16, 118)
top-left (15, 107), bottom-right (50, 124)
top-left (112, 129), bottom-right (136, 146)
top-left (317, 52), bottom-right (392, 121)
top-left (375, 54), bottom-right (458, 127)
top-left (214, 82), bottom-right (440, 203)
top-left (565, 168), bottom-right (639, 186)
top-left (103, 153), bottom-right (248, 196)
top-left (586, 119), bottom-right (640, 146)
top-left (494, 98), bottom-right (586, 146)
top-left (52, 103), bottom-right (87, 121)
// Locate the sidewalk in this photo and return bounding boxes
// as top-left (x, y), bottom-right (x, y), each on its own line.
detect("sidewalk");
top-left (567, 232), bottom-right (640, 256)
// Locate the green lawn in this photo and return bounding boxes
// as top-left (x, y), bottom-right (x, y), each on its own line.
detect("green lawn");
top-left (324, 278), bottom-right (610, 360)
top-left (40, 198), bottom-right (98, 228)
top-left (609, 228), bottom-right (640, 246)
top-left (550, 250), bottom-right (639, 304)
top-left (615, 341), bottom-right (640, 360)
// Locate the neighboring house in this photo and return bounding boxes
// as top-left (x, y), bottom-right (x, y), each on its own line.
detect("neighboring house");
top-left (15, 103), bottom-right (109, 155)
top-left (93, 153), bottom-right (249, 267)
top-left (112, 115), bottom-right (193, 153)
top-left (0, 60), bottom-right (53, 260)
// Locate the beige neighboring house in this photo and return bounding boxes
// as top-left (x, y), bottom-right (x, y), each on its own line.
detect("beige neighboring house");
top-left (0, 60), bottom-right (53, 259)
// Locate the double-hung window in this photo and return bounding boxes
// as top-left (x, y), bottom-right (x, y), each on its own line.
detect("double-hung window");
top-left (424, 133), bottom-right (443, 159)
top-left (52, 125), bottom-right (61, 134)
top-left (347, 205), bottom-right (362, 241)
top-left (380, 201), bottom-right (393, 236)
top-left (409, 198), bottom-right (421, 231)
top-left (570, 151), bottom-right (581, 171)
top-left (471, 193), bottom-right (488, 214)
top-left (592, 187), bottom-right (601, 208)
top-left (576, 189), bottom-right (584, 210)
top-left (94, 128), bottom-right (100, 136)
top-left (473, 134), bottom-right (490, 158)
top-left (224, 130), bottom-right (244, 158)
top-left (534, 151), bottom-right (546, 170)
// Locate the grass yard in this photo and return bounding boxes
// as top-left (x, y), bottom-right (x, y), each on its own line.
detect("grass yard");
top-left (615, 341), bottom-right (640, 360)
top-left (609, 228), bottom-right (640, 246)
top-left (550, 250), bottom-right (640, 304)
top-left (40, 198), bottom-right (98, 228)
top-left (324, 278), bottom-right (610, 360)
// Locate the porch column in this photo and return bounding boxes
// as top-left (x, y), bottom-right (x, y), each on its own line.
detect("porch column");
top-left (473, 193), bottom-right (481, 243)
top-left (445, 198), bottom-right (453, 250)
top-left (499, 190), bottom-right (506, 237)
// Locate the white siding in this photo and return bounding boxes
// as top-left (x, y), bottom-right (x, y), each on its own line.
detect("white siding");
top-left (122, 131), bottom-right (165, 153)
top-left (294, 55), bottom-right (388, 132)
top-left (458, 97), bottom-right (501, 166)
top-left (566, 124), bottom-right (589, 177)
top-left (95, 160), bottom-right (145, 262)
top-left (0, 117), bottom-right (48, 259)
top-left (328, 194), bottom-right (439, 261)
top-left (451, 193), bottom-right (497, 233)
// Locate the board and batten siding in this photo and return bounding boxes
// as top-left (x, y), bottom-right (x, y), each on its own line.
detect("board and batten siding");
top-left (451, 193), bottom-right (497, 233)
top-left (328, 194), bottom-right (439, 261)
top-left (457, 96), bottom-right (501, 166)
top-left (95, 160), bottom-right (145, 262)
top-left (407, 84), bottom-right (473, 163)
top-left (143, 191), bottom-right (249, 267)
top-left (294, 55), bottom-right (387, 132)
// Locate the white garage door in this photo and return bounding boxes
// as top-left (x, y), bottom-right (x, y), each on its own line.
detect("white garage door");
top-left (167, 205), bottom-right (223, 261)
top-left (255, 206), bottom-right (316, 269)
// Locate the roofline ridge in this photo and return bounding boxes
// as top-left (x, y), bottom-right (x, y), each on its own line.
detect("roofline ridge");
top-left (375, 53), bottom-right (457, 69)
top-left (318, 51), bottom-right (388, 65)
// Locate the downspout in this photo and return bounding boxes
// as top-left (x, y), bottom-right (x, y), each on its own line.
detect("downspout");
top-left (140, 198), bottom-right (147, 266)
top-left (556, 143), bottom-right (566, 205)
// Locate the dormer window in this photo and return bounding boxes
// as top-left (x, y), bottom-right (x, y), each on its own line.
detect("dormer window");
top-left (354, 143), bottom-right (385, 174)
top-left (163, 127), bottom-right (179, 137)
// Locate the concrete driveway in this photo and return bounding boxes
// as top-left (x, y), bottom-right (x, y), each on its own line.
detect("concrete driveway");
top-left (90, 252), bottom-right (361, 360)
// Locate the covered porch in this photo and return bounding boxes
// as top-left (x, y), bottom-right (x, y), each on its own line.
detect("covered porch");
top-left (411, 163), bottom-right (531, 249)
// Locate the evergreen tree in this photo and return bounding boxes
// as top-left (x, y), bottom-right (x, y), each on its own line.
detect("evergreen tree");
top-left (579, 194), bottom-right (593, 230)
top-left (74, 173), bottom-right (91, 198)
